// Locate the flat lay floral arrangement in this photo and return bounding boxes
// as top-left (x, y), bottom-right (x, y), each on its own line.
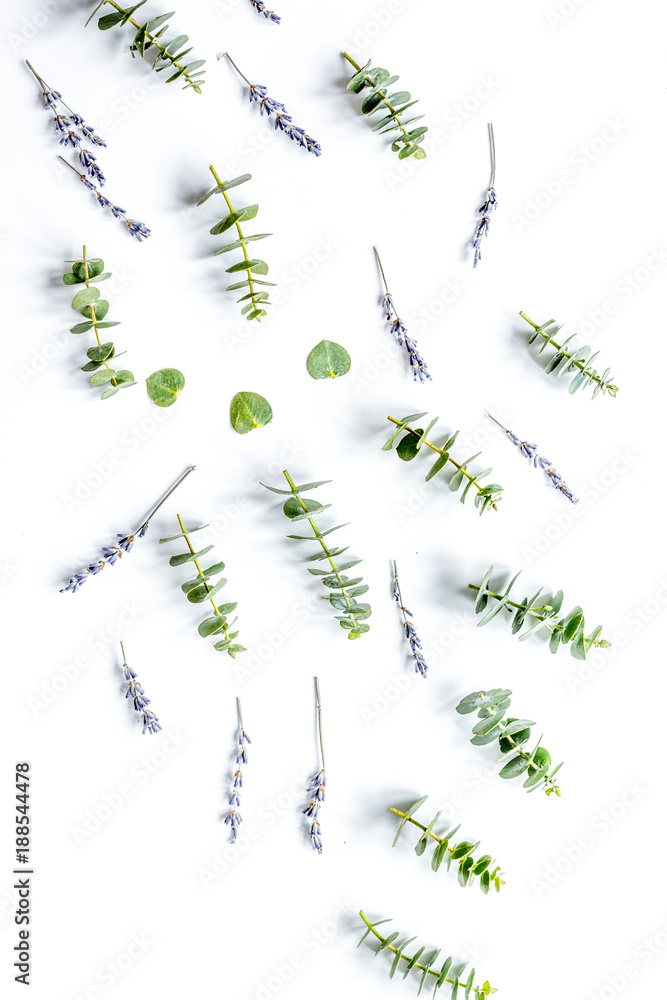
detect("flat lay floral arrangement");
top-left (18, 2), bottom-right (633, 997)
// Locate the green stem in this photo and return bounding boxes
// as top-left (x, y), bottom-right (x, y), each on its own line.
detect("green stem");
top-left (93, 1), bottom-right (204, 93)
top-left (478, 706), bottom-right (560, 795)
top-left (467, 583), bottom-right (552, 619)
top-left (177, 514), bottom-right (232, 646)
top-left (315, 676), bottom-right (325, 772)
top-left (283, 471), bottom-right (363, 631)
top-left (209, 164), bottom-right (261, 317)
top-left (358, 911), bottom-right (481, 995)
top-left (387, 417), bottom-right (498, 510)
top-left (519, 311), bottom-right (611, 390)
top-left (342, 52), bottom-right (415, 148)
top-left (82, 245), bottom-right (117, 386)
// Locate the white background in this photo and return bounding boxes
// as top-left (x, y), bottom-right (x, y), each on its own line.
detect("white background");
top-left (2, 0), bottom-right (666, 998)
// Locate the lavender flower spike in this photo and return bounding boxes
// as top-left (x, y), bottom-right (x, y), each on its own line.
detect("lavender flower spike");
top-left (392, 561), bottom-right (429, 677)
top-left (58, 157), bottom-right (151, 242)
top-left (303, 678), bottom-right (326, 853)
top-left (60, 466), bottom-right (195, 593)
top-left (374, 246), bottom-right (431, 382)
top-left (223, 53), bottom-right (321, 156)
top-left (248, 0), bottom-right (281, 23)
top-left (26, 60), bottom-right (107, 148)
top-left (472, 123), bottom-right (497, 268)
top-left (224, 698), bottom-right (251, 843)
top-left (486, 412), bottom-right (579, 504)
top-left (120, 642), bottom-right (161, 734)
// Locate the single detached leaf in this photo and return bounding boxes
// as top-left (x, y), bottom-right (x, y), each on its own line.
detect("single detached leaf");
top-left (229, 391), bottom-right (273, 434)
top-left (306, 340), bottom-right (351, 379)
top-left (146, 368), bottom-right (185, 407)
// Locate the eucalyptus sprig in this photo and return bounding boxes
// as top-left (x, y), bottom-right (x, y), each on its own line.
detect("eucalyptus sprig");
top-left (63, 245), bottom-right (135, 399)
top-left (383, 414), bottom-right (503, 515)
top-left (469, 565), bottom-right (610, 660)
top-left (86, 1), bottom-right (206, 93)
top-left (159, 515), bottom-right (245, 657)
top-left (198, 165), bottom-right (274, 322)
top-left (456, 689), bottom-right (563, 797)
top-left (342, 53), bottom-right (428, 160)
top-left (391, 796), bottom-right (505, 894)
top-left (261, 472), bottom-right (371, 639)
top-left (358, 911), bottom-right (497, 998)
top-left (520, 311), bottom-right (618, 398)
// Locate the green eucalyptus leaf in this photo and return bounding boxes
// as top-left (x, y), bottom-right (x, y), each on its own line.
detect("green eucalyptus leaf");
top-left (146, 368), bottom-right (185, 407)
top-left (306, 340), bottom-right (351, 379)
top-left (229, 391), bottom-right (272, 434)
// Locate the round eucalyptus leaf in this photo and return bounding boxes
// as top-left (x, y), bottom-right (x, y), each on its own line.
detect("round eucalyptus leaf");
top-left (146, 368), bottom-right (185, 407)
top-left (229, 391), bottom-right (272, 434)
top-left (306, 340), bottom-right (351, 380)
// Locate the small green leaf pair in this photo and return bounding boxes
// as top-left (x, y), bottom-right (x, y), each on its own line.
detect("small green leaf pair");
top-left (456, 689), bottom-right (563, 796)
top-left (469, 565), bottom-right (610, 659)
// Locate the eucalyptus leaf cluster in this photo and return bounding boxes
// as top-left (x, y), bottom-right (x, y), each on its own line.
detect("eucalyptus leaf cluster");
top-left (199, 167), bottom-right (274, 322)
top-left (383, 414), bottom-right (502, 515)
top-left (391, 796), bottom-right (504, 894)
top-left (358, 911), bottom-right (497, 998)
top-left (159, 516), bottom-right (245, 657)
top-left (456, 689), bottom-right (563, 796)
top-left (88, 1), bottom-right (206, 92)
top-left (342, 53), bottom-right (428, 160)
top-left (63, 249), bottom-right (135, 400)
top-left (520, 311), bottom-right (618, 398)
top-left (469, 565), bottom-right (610, 660)
top-left (261, 473), bottom-right (371, 639)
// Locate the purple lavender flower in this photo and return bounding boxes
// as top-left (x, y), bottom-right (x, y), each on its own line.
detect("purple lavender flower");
top-left (374, 248), bottom-right (431, 382)
top-left (303, 771), bottom-right (326, 853)
top-left (126, 219), bottom-right (152, 242)
top-left (121, 643), bottom-right (161, 735)
top-left (472, 123), bottom-right (497, 268)
top-left (392, 561), bottom-right (429, 678)
top-left (79, 149), bottom-right (106, 186)
top-left (486, 412), bottom-right (579, 504)
top-left (248, 0), bottom-right (281, 23)
top-left (224, 55), bottom-right (321, 156)
top-left (60, 468), bottom-right (195, 594)
top-left (224, 699), bottom-right (251, 844)
top-left (58, 156), bottom-right (151, 242)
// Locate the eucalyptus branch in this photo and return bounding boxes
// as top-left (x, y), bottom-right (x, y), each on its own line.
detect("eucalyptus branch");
top-left (456, 689), bottom-right (563, 797)
top-left (64, 245), bottom-right (135, 399)
top-left (391, 796), bottom-right (504, 894)
top-left (60, 466), bottom-right (195, 593)
top-left (159, 515), bottom-right (244, 657)
top-left (261, 472), bottom-right (371, 639)
top-left (88, 1), bottom-right (206, 92)
top-left (383, 414), bottom-right (503, 515)
top-left (520, 311), bottom-right (618, 398)
top-left (358, 911), bottom-right (497, 997)
top-left (469, 565), bottom-right (610, 659)
top-left (198, 165), bottom-right (274, 322)
top-left (343, 53), bottom-right (428, 160)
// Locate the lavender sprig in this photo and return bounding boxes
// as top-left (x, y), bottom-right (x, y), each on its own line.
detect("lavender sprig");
top-left (392, 561), bottom-right (429, 677)
top-left (60, 466), bottom-right (195, 593)
top-left (248, 0), bottom-right (281, 24)
top-left (472, 123), bottom-right (497, 268)
top-left (303, 677), bottom-right (326, 853)
top-left (58, 157), bottom-right (151, 242)
top-left (486, 412), bottom-right (578, 504)
top-left (223, 53), bottom-right (321, 156)
top-left (374, 246), bottom-right (431, 383)
top-left (224, 698), bottom-right (251, 843)
top-left (120, 641), bottom-right (161, 734)
top-left (26, 60), bottom-right (107, 150)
